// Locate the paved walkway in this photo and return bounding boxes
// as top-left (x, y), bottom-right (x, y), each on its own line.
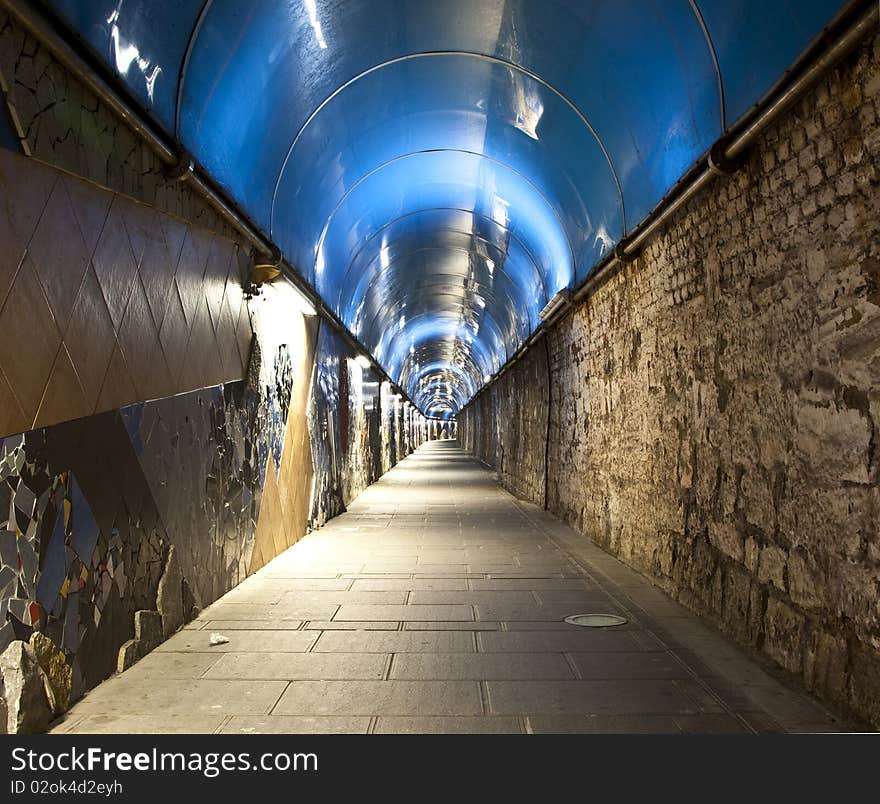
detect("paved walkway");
top-left (53, 441), bottom-right (851, 734)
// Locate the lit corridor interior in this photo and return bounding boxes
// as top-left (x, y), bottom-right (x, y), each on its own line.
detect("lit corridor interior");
top-left (0, 1), bottom-right (877, 736)
top-left (52, 442), bottom-right (850, 735)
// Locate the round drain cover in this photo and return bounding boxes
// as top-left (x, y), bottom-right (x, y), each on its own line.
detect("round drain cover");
top-left (564, 613), bottom-right (628, 628)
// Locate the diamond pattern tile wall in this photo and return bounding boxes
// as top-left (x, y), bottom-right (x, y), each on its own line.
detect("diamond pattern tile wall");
top-left (0, 147), bottom-right (253, 438)
top-left (28, 177), bottom-right (91, 332)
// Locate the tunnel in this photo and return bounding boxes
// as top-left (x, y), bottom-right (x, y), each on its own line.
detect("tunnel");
top-left (0, 0), bottom-right (878, 736)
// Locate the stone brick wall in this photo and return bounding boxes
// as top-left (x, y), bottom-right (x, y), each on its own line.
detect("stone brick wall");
top-left (459, 342), bottom-right (549, 506)
top-left (460, 30), bottom-right (880, 727)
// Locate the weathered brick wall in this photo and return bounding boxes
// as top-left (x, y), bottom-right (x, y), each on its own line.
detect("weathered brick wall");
top-left (459, 384), bottom-right (495, 468)
top-left (461, 30), bottom-right (880, 727)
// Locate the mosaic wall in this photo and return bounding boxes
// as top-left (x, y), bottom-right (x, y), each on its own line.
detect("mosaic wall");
top-left (1, 408), bottom-right (172, 696)
top-left (120, 383), bottom-right (264, 610)
top-left (309, 323), bottom-right (428, 528)
top-left (0, 146), bottom-right (252, 439)
top-left (339, 354), bottom-right (380, 506)
top-left (246, 283), bottom-right (317, 574)
top-left (0, 341), bottom-right (304, 702)
top-left (378, 382), bottom-right (397, 475)
top-left (309, 324), bottom-right (345, 527)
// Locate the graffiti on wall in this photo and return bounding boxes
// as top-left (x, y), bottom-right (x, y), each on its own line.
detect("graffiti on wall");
top-left (0, 350), bottom-right (298, 703)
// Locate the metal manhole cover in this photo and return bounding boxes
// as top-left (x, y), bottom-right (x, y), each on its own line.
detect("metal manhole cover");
top-left (564, 613), bottom-right (628, 628)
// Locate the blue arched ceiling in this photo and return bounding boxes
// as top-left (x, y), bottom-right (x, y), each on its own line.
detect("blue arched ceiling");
top-left (46, 0), bottom-right (849, 416)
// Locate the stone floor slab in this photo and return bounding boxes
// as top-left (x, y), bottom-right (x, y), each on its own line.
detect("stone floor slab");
top-left (70, 678), bottom-right (288, 716)
top-left (51, 714), bottom-right (227, 734)
top-left (476, 630), bottom-right (656, 653)
top-left (570, 651), bottom-right (691, 680)
top-left (390, 653), bottom-right (574, 680)
top-left (203, 652), bottom-right (388, 680)
top-left (313, 630), bottom-right (475, 653)
top-left (155, 630), bottom-right (317, 653)
top-left (404, 621), bottom-right (499, 631)
top-left (273, 681), bottom-right (483, 717)
top-left (476, 602), bottom-right (626, 622)
top-left (408, 590), bottom-right (538, 606)
top-left (198, 620), bottom-right (306, 631)
top-left (469, 578), bottom-right (594, 591)
top-left (526, 715), bottom-right (683, 734)
top-left (120, 652), bottom-right (222, 679)
top-left (220, 716), bottom-right (371, 734)
top-left (351, 578), bottom-right (470, 591)
top-left (374, 716), bottom-right (522, 734)
top-left (485, 680), bottom-right (707, 716)
top-left (276, 590), bottom-right (408, 605)
top-left (333, 604), bottom-right (474, 621)
top-left (302, 620), bottom-right (401, 630)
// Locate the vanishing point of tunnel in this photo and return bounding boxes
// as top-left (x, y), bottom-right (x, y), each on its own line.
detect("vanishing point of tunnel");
top-left (0, 0), bottom-right (878, 735)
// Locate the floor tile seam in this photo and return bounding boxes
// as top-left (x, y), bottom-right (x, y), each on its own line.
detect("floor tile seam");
top-left (265, 681), bottom-right (291, 716)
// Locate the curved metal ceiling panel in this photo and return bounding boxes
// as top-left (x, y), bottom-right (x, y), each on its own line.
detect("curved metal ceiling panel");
top-left (46, 0), bottom-right (204, 130)
top-left (272, 53), bottom-right (622, 284)
top-left (176, 0), bottom-right (717, 234)
top-left (44, 0), bottom-right (851, 415)
top-left (697, 0), bottom-right (847, 125)
top-left (305, 147), bottom-right (574, 313)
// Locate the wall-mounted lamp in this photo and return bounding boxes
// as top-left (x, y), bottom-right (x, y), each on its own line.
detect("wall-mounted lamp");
top-left (253, 262), bottom-right (282, 284)
top-left (539, 288), bottom-right (571, 321)
top-left (252, 245), bottom-right (284, 286)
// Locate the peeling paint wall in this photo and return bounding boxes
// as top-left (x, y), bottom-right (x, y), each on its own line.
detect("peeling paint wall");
top-left (460, 31), bottom-right (880, 728)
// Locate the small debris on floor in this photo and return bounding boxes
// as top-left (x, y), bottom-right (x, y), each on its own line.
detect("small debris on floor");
top-left (208, 633), bottom-right (230, 646)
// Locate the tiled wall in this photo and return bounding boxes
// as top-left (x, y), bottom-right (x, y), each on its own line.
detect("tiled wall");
top-left (0, 147), bottom-right (252, 439)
